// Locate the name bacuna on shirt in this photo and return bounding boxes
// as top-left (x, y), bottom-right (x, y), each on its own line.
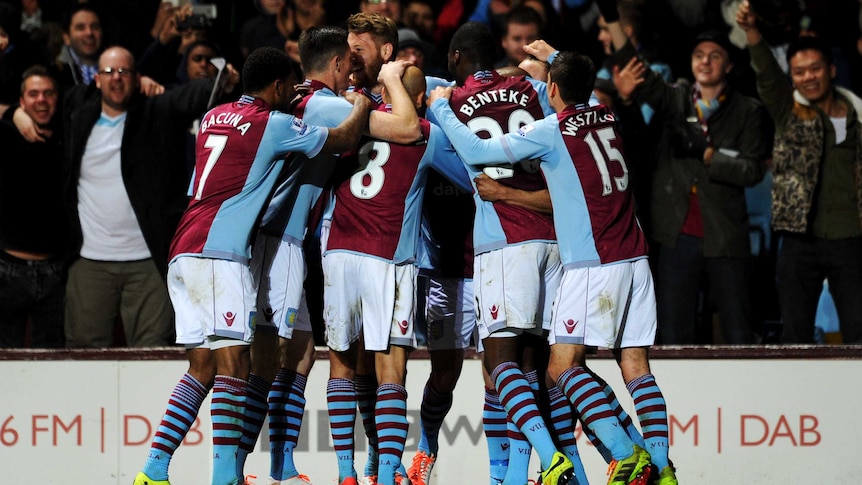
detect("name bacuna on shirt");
top-left (458, 88), bottom-right (531, 116)
top-left (200, 111), bottom-right (252, 136)
top-left (561, 109), bottom-right (615, 137)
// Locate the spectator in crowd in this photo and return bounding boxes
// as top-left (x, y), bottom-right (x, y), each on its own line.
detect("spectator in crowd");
top-left (240, 0), bottom-right (288, 60)
top-left (360, 0), bottom-right (401, 24)
top-left (737, 0), bottom-right (862, 344)
top-left (610, 7), bottom-right (771, 344)
top-left (55, 4), bottom-right (101, 89)
top-left (0, 1), bottom-right (47, 117)
top-left (395, 27), bottom-right (446, 78)
top-left (0, 65), bottom-right (68, 348)
top-left (62, 45), bottom-right (236, 348)
top-left (280, 0), bottom-right (329, 66)
top-left (137, 3), bottom-right (212, 87)
top-left (494, 5), bottom-right (542, 69)
top-left (402, 0), bottom-right (434, 41)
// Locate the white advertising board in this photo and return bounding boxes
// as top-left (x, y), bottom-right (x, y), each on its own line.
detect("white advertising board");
top-left (1, 358), bottom-right (859, 484)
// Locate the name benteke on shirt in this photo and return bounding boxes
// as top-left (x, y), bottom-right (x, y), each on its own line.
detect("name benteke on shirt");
top-left (457, 88), bottom-right (531, 116)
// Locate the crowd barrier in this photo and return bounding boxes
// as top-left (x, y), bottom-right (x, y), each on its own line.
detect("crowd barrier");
top-left (1, 346), bottom-right (860, 484)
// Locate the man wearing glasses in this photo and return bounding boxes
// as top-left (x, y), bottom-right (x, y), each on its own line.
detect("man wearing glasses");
top-left (63, 46), bottom-right (238, 348)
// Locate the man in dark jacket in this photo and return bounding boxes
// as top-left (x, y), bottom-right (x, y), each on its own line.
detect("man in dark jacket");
top-left (611, 24), bottom-right (771, 344)
top-left (63, 45), bottom-right (233, 347)
top-left (0, 66), bottom-right (68, 348)
top-left (738, 1), bottom-right (862, 344)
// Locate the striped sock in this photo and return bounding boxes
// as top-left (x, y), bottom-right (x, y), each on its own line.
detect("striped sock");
top-left (492, 362), bottom-right (557, 471)
top-left (483, 389), bottom-right (509, 484)
top-left (503, 417), bottom-right (531, 485)
top-left (269, 369), bottom-right (308, 480)
top-left (356, 374), bottom-right (379, 476)
top-left (237, 374), bottom-right (270, 477)
top-left (417, 381), bottom-right (453, 455)
top-left (142, 373), bottom-right (209, 481)
top-left (375, 384), bottom-right (409, 485)
top-left (327, 378), bottom-right (358, 482)
top-left (627, 374), bottom-right (670, 469)
top-left (557, 366), bottom-right (633, 461)
top-left (592, 371), bottom-right (645, 448)
top-left (211, 375), bottom-right (247, 485)
top-left (547, 386), bottom-right (588, 485)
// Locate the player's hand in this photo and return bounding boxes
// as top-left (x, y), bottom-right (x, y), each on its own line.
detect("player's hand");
top-left (13, 107), bottom-right (48, 143)
top-left (474, 173), bottom-right (511, 202)
top-left (426, 86), bottom-right (453, 107)
top-left (612, 57), bottom-right (646, 102)
top-left (223, 63), bottom-right (240, 93)
top-left (139, 76), bottom-right (165, 96)
top-left (519, 57), bottom-right (548, 80)
top-left (344, 91), bottom-right (372, 112)
top-left (284, 39), bottom-right (300, 64)
top-left (523, 40), bottom-right (556, 63)
top-left (378, 59), bottom-right (412, 84)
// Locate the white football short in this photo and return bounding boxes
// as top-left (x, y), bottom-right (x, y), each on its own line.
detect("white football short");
top-left (549, 258), bottom-right (657, 348)
top-left (168, 256), bottom-right (256, 349)
top-left (473, 242), bottom-right (561, 340)
top-left (250, 233), bottom-right (311, 339)
top-left (425, 276), bottom-right (482, 351)
top-left (322, 252), bottom-right (417, 352)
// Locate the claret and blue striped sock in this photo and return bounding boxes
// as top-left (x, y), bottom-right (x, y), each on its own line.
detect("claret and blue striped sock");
top-left (327, 377), bottom-right (358, 482)
top-left (211, 375), bottom-right (248, 485)
top-left (483, 388), bottom-right (510, 484)
top-left (547, 386), bottom-right (588, 485)
top-left (237, 373), bottom-right (270, 478)
top-left (557, 366), bottom-right (634, 461)
top-left (268, 369), bottom-right (308, 480)
top-left (417, 380), bottom-right (453, 455)
top-left (627, 374), bottom-right (670, 470)
top-left (356, 374), bottom-right (379, 477)
top-left (142, 373), bottom-right (209, 481)
top-left (375, 384), bottom-right (409, 485)
top-left (492, 362), bottom-right (558, 472)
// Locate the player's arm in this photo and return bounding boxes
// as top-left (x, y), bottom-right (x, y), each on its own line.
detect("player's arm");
top-left (427, 123), bottom-right (474, 193)
top-left (322, 93), bottom-right (373, 154)
top-left (367, 60), bottom-right (421, 144)
top-left (426, 88), bottom-right (549, 166)
top-left (475, 174), bottom-right (553, 214)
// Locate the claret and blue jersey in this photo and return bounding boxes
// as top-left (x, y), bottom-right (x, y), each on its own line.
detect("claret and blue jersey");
top-left (169, 94), bottom-right (328, 264)
top-left (425, 70), bottom-right (557, 255)
top-left (429, 98), bottom-right (648, 269)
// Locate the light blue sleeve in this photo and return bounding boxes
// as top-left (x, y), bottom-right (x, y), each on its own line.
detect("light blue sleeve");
top-left (424, 76), bottom-right (456, 97)
top-left (267, 112), bottom-right (329, 159)
top-left (427, 123), bottom-right (473, 193)
top-left (303, 94), bottom-right (354, 127)
top-left (527, 77), bottom-right (555, 116)
top-left (428, 98), bottom-right (550, 166)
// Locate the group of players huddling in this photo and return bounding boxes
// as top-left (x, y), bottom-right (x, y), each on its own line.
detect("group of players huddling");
top-left (132, 2), bottom-right (678, 485)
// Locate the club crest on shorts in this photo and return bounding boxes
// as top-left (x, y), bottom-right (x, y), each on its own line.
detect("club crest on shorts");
top-left (285, 307), bottom-right (298, 328)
